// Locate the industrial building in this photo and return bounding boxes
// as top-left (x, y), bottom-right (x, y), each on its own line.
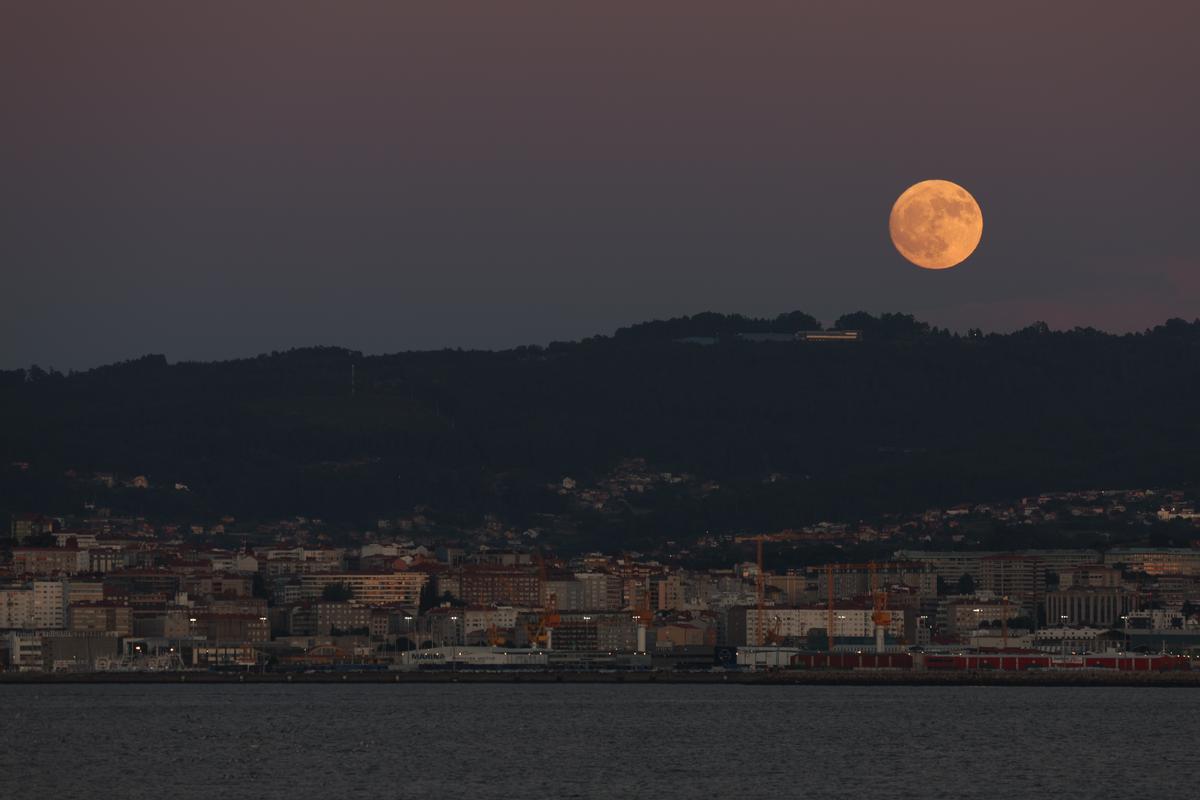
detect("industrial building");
top-left (397, 646), bottom-right (548, 670)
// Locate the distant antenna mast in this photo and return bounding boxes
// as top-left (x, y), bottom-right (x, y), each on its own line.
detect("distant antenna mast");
top-left (351, 363), bottom-right (356, 397)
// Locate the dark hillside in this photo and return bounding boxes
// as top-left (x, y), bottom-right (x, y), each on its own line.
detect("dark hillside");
top-left (3, 313), bottom-right (1199, 542)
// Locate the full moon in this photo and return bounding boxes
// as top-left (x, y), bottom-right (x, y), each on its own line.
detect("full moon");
top-left (889, 179), bottom-right (983, 270)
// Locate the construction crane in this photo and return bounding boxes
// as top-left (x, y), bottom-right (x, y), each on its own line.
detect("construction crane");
top-left (486, 623), bottom-right (507, 647)
top-left (824, 561), bottom-right (897, 653)
top-left (618, 550), bottom-right (655, 652)
top-left (519, 550), bottom-right (561, 650)
top-left (733, 534), bottom-right (769, 646)
top-left (869, 561), bottom-right (893, 653)
top-left (764, 615), bottom-right (785, 646)
top-left (735, 531), bottom-right (806, 645)
top-left (523, 598), bottom-right (559, 649)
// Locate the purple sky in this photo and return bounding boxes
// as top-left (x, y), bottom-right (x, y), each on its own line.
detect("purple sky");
top-left (3, 1), bottom-right (1198, 368)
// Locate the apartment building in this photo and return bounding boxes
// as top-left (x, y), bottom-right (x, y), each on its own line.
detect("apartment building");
top-left (299, 572), bottom-right (426, 605)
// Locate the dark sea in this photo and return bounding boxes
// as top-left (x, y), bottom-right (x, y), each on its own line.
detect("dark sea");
top-left (2, 684), bottom-right (1198, 799)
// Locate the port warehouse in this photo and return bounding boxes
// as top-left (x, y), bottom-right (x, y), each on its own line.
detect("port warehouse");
top-left (321, 645), bottom-right (1194, 673)
top-left (774, 651), bottom-right (1191, 672)
top-left (28, 645), bottom-right (1194, 674)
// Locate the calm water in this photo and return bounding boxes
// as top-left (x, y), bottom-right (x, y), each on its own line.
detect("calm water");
top-left (2, 684), bottom-right (1198, 799)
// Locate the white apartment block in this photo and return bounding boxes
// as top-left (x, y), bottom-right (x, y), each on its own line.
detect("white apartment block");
top-left (33, 580), bottom-right (69, 629)
top-left (745, 607), bottom-right (904, 646)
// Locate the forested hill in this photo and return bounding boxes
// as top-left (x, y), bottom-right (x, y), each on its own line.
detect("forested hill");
top-left (3, 311), bottom-right (1200, 540)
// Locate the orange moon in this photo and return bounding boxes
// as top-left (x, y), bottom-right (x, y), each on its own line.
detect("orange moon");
top-left (889, 179), bottom-right (983, 269)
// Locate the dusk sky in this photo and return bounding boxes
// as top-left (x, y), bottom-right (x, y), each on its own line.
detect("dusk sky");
top-left (3, 1), bottom-right (1197, 369)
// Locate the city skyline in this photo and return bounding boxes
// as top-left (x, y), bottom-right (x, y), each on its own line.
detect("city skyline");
top-left (5, 480), bottom-right (1200, 672)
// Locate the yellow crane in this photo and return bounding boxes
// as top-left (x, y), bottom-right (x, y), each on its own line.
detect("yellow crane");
top-left (524, 550), bottom-right (560, 649)
top-left (486, 623), bottom-right (507, 647)
top-left (734, 531), bottom-right (805, 645)
top-left (823, 561), bottom-right (893, 653)
top-left (737, 534), bottom-right (769, 646)
top-left (869, 561), bottom-right (892, 653)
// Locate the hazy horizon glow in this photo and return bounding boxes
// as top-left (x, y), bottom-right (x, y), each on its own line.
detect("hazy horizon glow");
top-left (3, 1), bottom-right (1198, 369)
